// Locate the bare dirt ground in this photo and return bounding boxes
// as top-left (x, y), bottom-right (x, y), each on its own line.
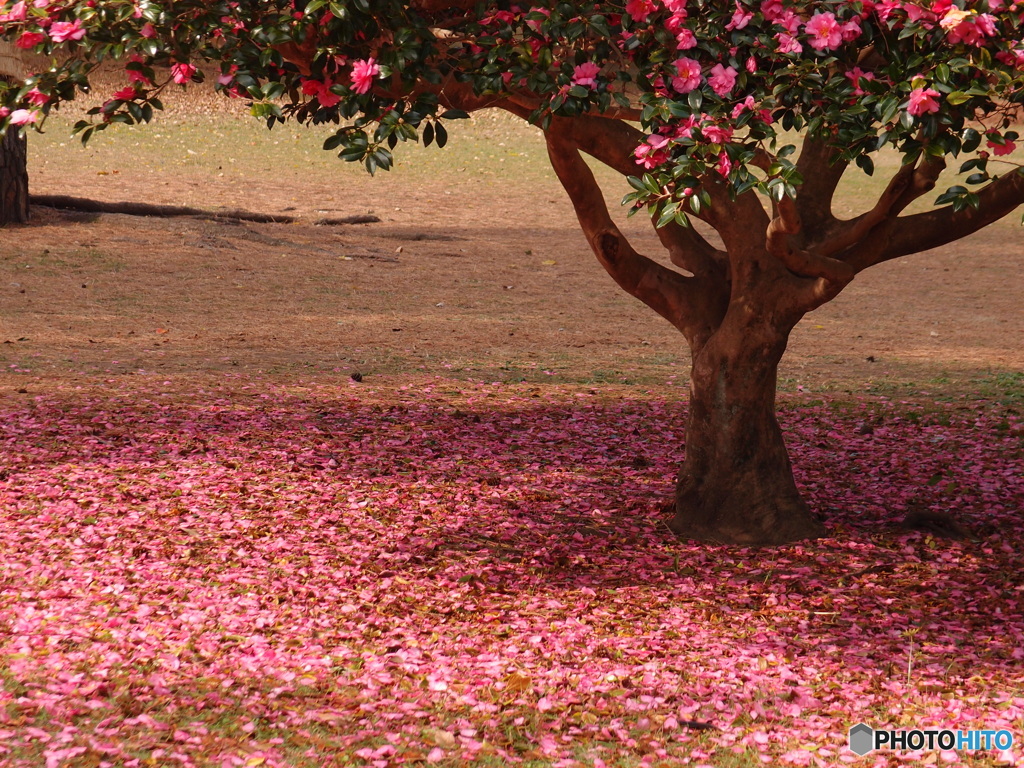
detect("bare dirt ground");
top-left (1, 92), bottom-right (1022, 400)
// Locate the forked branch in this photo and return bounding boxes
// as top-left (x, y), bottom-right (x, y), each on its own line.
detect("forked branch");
top-left (875, 168), bottom-right (1024, 263)
top-left (814, 162), bottom-right (916, 258)
top-left (766, 196), bottom-right (856, 282)
top-left (545, 126), bottom-right (725, 342)
top-left (809, 154), bottom-right (946, 268)
top-left (794, 137), bottom-right (847, 227)
top-left (549, 116), bottom-right (726, 276)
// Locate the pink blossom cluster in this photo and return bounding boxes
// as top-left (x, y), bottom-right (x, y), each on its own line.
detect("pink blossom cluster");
top-left (0, 379), bottom-right (1020, 766)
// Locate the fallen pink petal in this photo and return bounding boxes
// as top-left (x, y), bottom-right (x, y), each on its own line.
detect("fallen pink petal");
top-left (0, 379), bottom-right (1020, 765)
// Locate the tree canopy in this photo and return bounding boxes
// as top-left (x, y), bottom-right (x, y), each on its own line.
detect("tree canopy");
top-left (2, 0), bottom-right (1022, 544)
top-left (3, 1), bottom-right (1023, 218)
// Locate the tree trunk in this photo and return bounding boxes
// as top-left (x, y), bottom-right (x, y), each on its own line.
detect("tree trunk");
top-left (669, 315), bottom-right (826, 545)
top-left (0, 125), bottom-right (28, 225)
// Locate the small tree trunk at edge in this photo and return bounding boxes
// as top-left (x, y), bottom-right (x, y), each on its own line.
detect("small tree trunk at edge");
top-left (0, 126), bottom-right (28, 225)
top-left (669, 318), bottom-right (826, 545)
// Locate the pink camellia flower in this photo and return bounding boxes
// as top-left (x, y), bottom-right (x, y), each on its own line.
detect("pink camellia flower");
top-left (907, 86), bottom-right (941, 116)
top-left (8, 109), bottom-right (38, 125)
top-left (671, 57), bottom-right (702, 93)
top-left (703, 124), bottom-right (733, 144)
top-left (318, 83), bottom-right (341, 108)
top-left (995, 48), bottom-right (1024, 69)
top-left (708, 64), bottom-right (737, 96)
top-left (986, 136), bottom-right (1017, 156)
top-left (625, 0), bottom-right (656, 22)
top-left (170, 62), bottom-right (197, 84)
top-left (731, 95), bottom-right (757, 118)
top-left (664, 10), bottom-right (687, 33)
top-left (15, 31), bottom-right (46, 49)
top-left (673, 114), bottom-right (700, 139)
top-left (0, 1), bottom-right (27, 22)
top-left (299, 78), bottom-right (340, 107)
top-left (716, 151), bottom-right (732, 177)
top-left (939, 7), bottom-right (972, 31)
top-left (675, 27), bottom-right (697, 49)
top-left (804, 12), bottom-right (842, 50)
top-left (633, 134), bottom-right (671, 169)
top-left (844, 66), bottom-right (876, 95)
top-left (25, 88), bottom-right (49, 105)
top-left (350, 58), bottom-right (380, 95)
top-left (140, 22), bottom-right (156, 38)
top-left (216, 66), bottom-right (238, 87)
top-left (572, 62), bottom-right (602, 89)
top-left (49, 19), bottom-right (86, 43)
top-left (127, 68), bottom-right (153, 85)
top-left (726, 3), bottom-right (753, 30)
top-left (841, 17), bottom-right (862, 42)
top-left (775, 32), bottom-right (802, 54)
top-left (113, 86), bottom-right (138, 101)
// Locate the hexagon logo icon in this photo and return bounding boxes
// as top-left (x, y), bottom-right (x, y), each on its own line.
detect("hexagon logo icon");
top-left (849, 723), bottom-right (875, 756)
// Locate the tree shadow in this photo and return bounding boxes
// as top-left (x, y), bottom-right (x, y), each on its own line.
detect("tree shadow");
top-left (1, 384), bottom-right (1021, 696)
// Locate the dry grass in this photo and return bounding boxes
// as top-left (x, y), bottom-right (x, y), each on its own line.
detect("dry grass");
top-left (1, 91), bottom-right (1022, 400)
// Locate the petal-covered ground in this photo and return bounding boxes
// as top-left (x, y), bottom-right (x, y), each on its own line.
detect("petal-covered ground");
top-left (0, 378), bottom-right (1021, 768)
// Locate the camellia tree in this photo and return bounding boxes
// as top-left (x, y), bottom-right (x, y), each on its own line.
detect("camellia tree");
top-left (2, 0), bottom-right (1022, 544)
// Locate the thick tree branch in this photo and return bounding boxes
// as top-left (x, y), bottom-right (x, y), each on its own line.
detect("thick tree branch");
top-left (765, 196), bottom-right (855, 282)
top-left (652, 219), bottom-right (728, 280)
top-left (795, 137), bottom-right (847, 229)
top-left (545, 128), bottom-right (725, 343)
top-left (813, 162), bottom-right (915, 258)
top-left (870, 169), bottom-right (1024, 264)
top-left (698, 176), bottom-right (772, 261)
top-left (546, 116), bottom-right (726, 276)
top-left (801, 154), bottom-right (945, 270)
top-left (891, 154), bottom-right (946, 215)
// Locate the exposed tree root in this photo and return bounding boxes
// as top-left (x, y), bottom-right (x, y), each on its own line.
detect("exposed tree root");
top-left (30, 194), bottom-right (380, 226)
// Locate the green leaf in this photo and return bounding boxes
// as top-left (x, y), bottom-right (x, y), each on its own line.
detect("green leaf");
top-left (440, 109), bottom-right (469, 119)
top-left (879, 96), bottom-right (899, 125)
top-left (422, 121), bottom-right (434, 147)
top-left (627, 175), bottom-right (648, 193)
top-left (961, 128), bottom-right (981, 153)
top-left (855, 154), bottom-right (874, 176)
top-left (945, 91), bottom-right (970, 106)
top-left (435, 122), bottom-right (448, 148)
top-left (656, 202), bottom-right (679, 229)
top-left (935, 185), bottom-right (968, 206)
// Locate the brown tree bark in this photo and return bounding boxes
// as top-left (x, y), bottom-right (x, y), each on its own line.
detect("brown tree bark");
top-left (670, 313), bottom-right (826, 545)
top-left (0, 125), bottom-right (28, 225)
